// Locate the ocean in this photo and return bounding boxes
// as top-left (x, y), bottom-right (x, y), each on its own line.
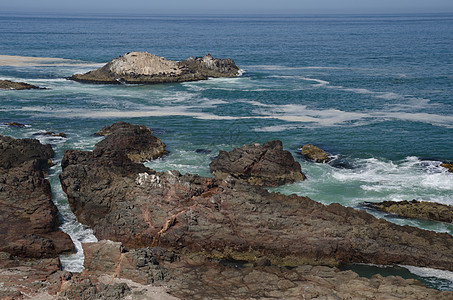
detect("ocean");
top-left (1, 12), bottom-right (453, 290)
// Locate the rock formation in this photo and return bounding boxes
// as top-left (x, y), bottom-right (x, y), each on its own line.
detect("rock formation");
top-left (301, 144), bottom-right (330, 163)
top-left (0, 135), bottom-right (74, 258)
top-left (0, 79), bottom-right (43, 90)
top-left (363, 200), bottom-right (453, 223)
top-left (69, 52), bottom-right (240, 84)
top-left (59, 124), bottom-right (453, 272)
top-left (78, 240), bottom-right (453, 300)
top-left (94, 121), bottom-right (167, 162)
top-left (209, 140), bottom-right (306, 186)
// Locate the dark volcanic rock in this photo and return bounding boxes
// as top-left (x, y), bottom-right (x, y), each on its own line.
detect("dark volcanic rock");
top-left (209, 140), bottom-right (306, 187)
top-left (364, 200), bottom-right (453, 223)
top-left (441, 163), bottom-right (453, 172)
top-left (0, 135), bottom-right (74, 258)
top-left (60, 137), bottom-right (453, 272)
top-left (69, 51), bottom-right (239, 84)
top-left (0, 135), bottom-right (54, 169)
top-left (93, 122), bottom-right (167, 163)
top-left (0, 79), bottom-right (43, 90)
top-left (301, 144), bottom-right (330, 163)
top-left (179, 54), bottom-right (240, 78)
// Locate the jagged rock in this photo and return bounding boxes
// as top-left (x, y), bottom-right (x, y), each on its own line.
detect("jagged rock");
top-left (441, 163), bottom-right (453, 172)
top-left (0, 135), bottom-right (74, 258)
top-left (209, 140), bottom-right (306, 186)
top-left (93, 122), bottom-right (167, 163)
top-left (0, 135), bottom-right (54, 169)
top-left (82, 240), bottom-right (172, 285)
top-left (69, 51), bottom-right (239, 84)
top-left (301, 144), bottom-right (330, 163)
top-left (0, 251), bottom-right (61, 298)
top-left (78, 241), bottom-right (453, 299)
top-left (179, 54), bottom-right (240, 78)
top-left (363, 200), bottom-right (453, 223)
top-left (60, 133), bottom-right (453, 272)
top-left (0, 79), bottom-right (43, 90)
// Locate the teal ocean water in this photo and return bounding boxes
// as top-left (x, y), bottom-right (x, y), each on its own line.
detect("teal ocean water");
top-left (1, 13), bottom-right (453, 289)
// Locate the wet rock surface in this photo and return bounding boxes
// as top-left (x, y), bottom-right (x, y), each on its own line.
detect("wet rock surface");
top-left (363, 200), bottom-right (453, 223)
top-left (69, 51), bottom-right (240, 84)
top-left (93, 121), bottom-right (167, 163)
top-left (0, 135), bottom-right (74, 259)
top-left (0, 79), bottom-right (43, 90)
top-left (301, 144), bottom-right (330, 163)
top-left (60, 129), bottom-right (453, 272)
top-left (209, 140), bottom-right (306, 186)
top-left (441, 163), bottom-right (453, 172)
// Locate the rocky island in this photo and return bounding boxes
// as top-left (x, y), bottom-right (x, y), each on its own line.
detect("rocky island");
top-left (69, 52), bottom-right (240, 84)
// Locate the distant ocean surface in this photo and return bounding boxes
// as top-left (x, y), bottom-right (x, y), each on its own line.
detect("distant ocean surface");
top-left (1, 13), bottom-right (453, 289)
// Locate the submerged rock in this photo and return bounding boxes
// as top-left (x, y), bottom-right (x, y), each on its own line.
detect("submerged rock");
top-left (209, 140), bottom-right (306, 187)
top-left (93, 121), bottom-right (167, 162)
top-left (0, 79), bottom-right (43, 90)
top-left (4, 122), bottom-right (26, 128)
top-left (60, 129), bottom-right (453, 272)
top-left (0, 135), bottom-right (74, 258)
top-left (69, 51), bottom-right (240, 84)
top-left (301, 144), bottom-right (330, 163)
top-left (363, 200), bottom-right (453, 224)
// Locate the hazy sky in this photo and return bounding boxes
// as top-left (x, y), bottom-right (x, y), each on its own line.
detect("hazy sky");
top-left (2, 0), bottom-right (453, 15)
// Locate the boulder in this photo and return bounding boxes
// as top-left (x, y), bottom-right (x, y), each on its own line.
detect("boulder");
top-left (60, 131), bottom-right (453, 272)
top-left (441, 163), bottom-right (453, 172)
top-left (0, 135), bottom-right (74, 258)
top-left (93, 122), bottom-right (167, 163)
top-left (363, 200), bottom-right (453, 223)
top-left (301, 144), bottom-right (330, 163)
top-left (0, 79), bottom-right (43, 90)
top-left (69, 51), bottom-right (240, 84)
top-left (209, 140), bottom-right (306, 187)
top-left (0, 135), bottom-right (54, 169)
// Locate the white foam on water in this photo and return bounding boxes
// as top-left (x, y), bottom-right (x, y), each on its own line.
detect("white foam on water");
top-left (401, 265), bottom-right (453, 290)
top-left (245, 65), bottom-right (346, 70)
top-left (46, 166), bottom-right (98, 272)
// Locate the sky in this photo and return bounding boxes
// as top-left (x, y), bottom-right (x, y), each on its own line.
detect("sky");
top-left (2, 0), bottom-right (453, 15)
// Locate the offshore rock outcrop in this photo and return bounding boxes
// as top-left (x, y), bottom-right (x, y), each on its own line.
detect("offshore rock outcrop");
top-left (60, 125), bottom-right (453, 272)
top-left (209, 140), bottom-right (306, 186)
top-left (69, 52), bottom-right (240, 84)
top-left (0, 135), bottom-right (74, 258)
top-left (363, 200), bottom-right (453, 224)
top-left (0, 79), bottom-right (43, 90)
top-left (94, 121), bottom-right (167, 162)
top-left (301, 144), bottom-right (330, 163)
